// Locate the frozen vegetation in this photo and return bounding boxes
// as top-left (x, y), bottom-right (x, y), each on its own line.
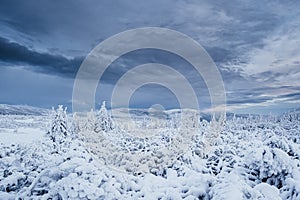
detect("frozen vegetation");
top-left (0, 104), bottom-right (299, 199)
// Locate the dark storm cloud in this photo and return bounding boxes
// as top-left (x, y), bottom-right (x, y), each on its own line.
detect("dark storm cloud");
top-left (0, 0), bottom-right (288, 76)
top-left (0, 0), bottom-right (299, 112)
top-left (278, 92), bottom-right (300, 100)
top-left (0, 37), bottom-right (83, 77)
top-left (0, 0), bottom-right (281, 64)
top-left (226, 87), bottom-right (269, 105)
top-left (227, 97), bottom-right (272, 105)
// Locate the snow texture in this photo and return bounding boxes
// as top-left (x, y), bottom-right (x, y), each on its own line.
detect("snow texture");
top-left (0, 105), bottom-right (299, 199)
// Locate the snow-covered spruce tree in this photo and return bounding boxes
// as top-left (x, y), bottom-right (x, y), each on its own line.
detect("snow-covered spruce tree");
top-left (187, 111), bottom-right (200, 128)
top-left (83, 108), bottom-right (96, 131)
top-left (169, 113), bottom-right (180, 129)
top-left (48, 105), bottom-right (68, 144)
top-left (69, 112), bottom-right (80, 139)
top-left (94, 101), bottom-right (114, 133)
top-left (204, 114), bottom-right (223, 150)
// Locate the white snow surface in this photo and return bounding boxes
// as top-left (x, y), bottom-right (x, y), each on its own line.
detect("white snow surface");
top-left (0, 110), bottom-right (300, 199)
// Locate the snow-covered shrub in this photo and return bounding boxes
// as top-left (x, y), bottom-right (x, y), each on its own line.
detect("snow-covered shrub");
top-left (280, 177), bottom-right (300, 200)
top-left (206, 145), bottom-right (238, 176)
top-left (263, 132), bottom-right (290, 153)
top-left (209, 171), bottom-right (261, 200)
top-left (240, 146), bottom-right (294, 189)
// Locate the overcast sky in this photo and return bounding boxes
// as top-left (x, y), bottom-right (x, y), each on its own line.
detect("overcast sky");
top-left (0, 0), bottom-right (300, 114)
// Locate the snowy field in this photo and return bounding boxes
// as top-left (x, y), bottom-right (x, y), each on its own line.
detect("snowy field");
top-left (0, 106), bottom-right (300, 199)
top-left (0, 115), bottom-right (47, 145)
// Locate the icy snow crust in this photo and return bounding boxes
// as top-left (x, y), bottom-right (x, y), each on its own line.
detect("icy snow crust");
top-left (0, 110), bottom-right (300, 199)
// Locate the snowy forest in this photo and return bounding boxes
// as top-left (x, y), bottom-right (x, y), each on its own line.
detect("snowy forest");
top-left (0, 103), bottom-right (299, 199)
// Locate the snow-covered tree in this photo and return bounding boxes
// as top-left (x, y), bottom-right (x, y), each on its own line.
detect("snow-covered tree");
top-left (69, 112), bottom-right (80, 139)
top-left (205, 114), bottom-right (222, 146)
top-left (83, 109), bottom-right (96, 131)
top-left (169, 113), bottom-right (180, 129)
top-left (94, 101), bottom-right (114, 133)
top-left (190, 111), bottom-right (200, 128)
top-left (48, 105), bottom-right (68, 144)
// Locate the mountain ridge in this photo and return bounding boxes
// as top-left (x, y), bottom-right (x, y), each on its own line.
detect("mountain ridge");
top-left (0, 104), bottom-right (50, 115)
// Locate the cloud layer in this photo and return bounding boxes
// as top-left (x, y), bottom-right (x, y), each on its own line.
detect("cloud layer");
top-left (0, 0), bottom-right (299, 113)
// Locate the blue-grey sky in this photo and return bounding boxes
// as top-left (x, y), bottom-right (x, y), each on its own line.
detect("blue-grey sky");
top-left (0, 0), bottom-right (300, 114)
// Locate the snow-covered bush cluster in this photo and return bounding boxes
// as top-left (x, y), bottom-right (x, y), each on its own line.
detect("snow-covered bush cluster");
top-left (0, 104), bottom-right (299, 199)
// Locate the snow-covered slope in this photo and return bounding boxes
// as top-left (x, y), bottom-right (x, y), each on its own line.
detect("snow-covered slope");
top-left (0, 104), bottom-right (49, 115)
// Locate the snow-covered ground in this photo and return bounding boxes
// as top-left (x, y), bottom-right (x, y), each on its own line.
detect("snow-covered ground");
top-left (0, 115), bottom-right (48, 145)
top-left (0, 106), bottom-right (300, 199)
top-left (0, 127), bottom-right (44, 145)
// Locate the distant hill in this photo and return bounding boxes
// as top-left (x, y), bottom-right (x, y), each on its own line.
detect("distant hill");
top-left (2, 103), bottom-right (297, 118)
top-left (110, 108), bottom-right (271, 122)
top-left (0, 104), bottom-right (50, 115)
top-left (110, 108), bottom-right (213, 121)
